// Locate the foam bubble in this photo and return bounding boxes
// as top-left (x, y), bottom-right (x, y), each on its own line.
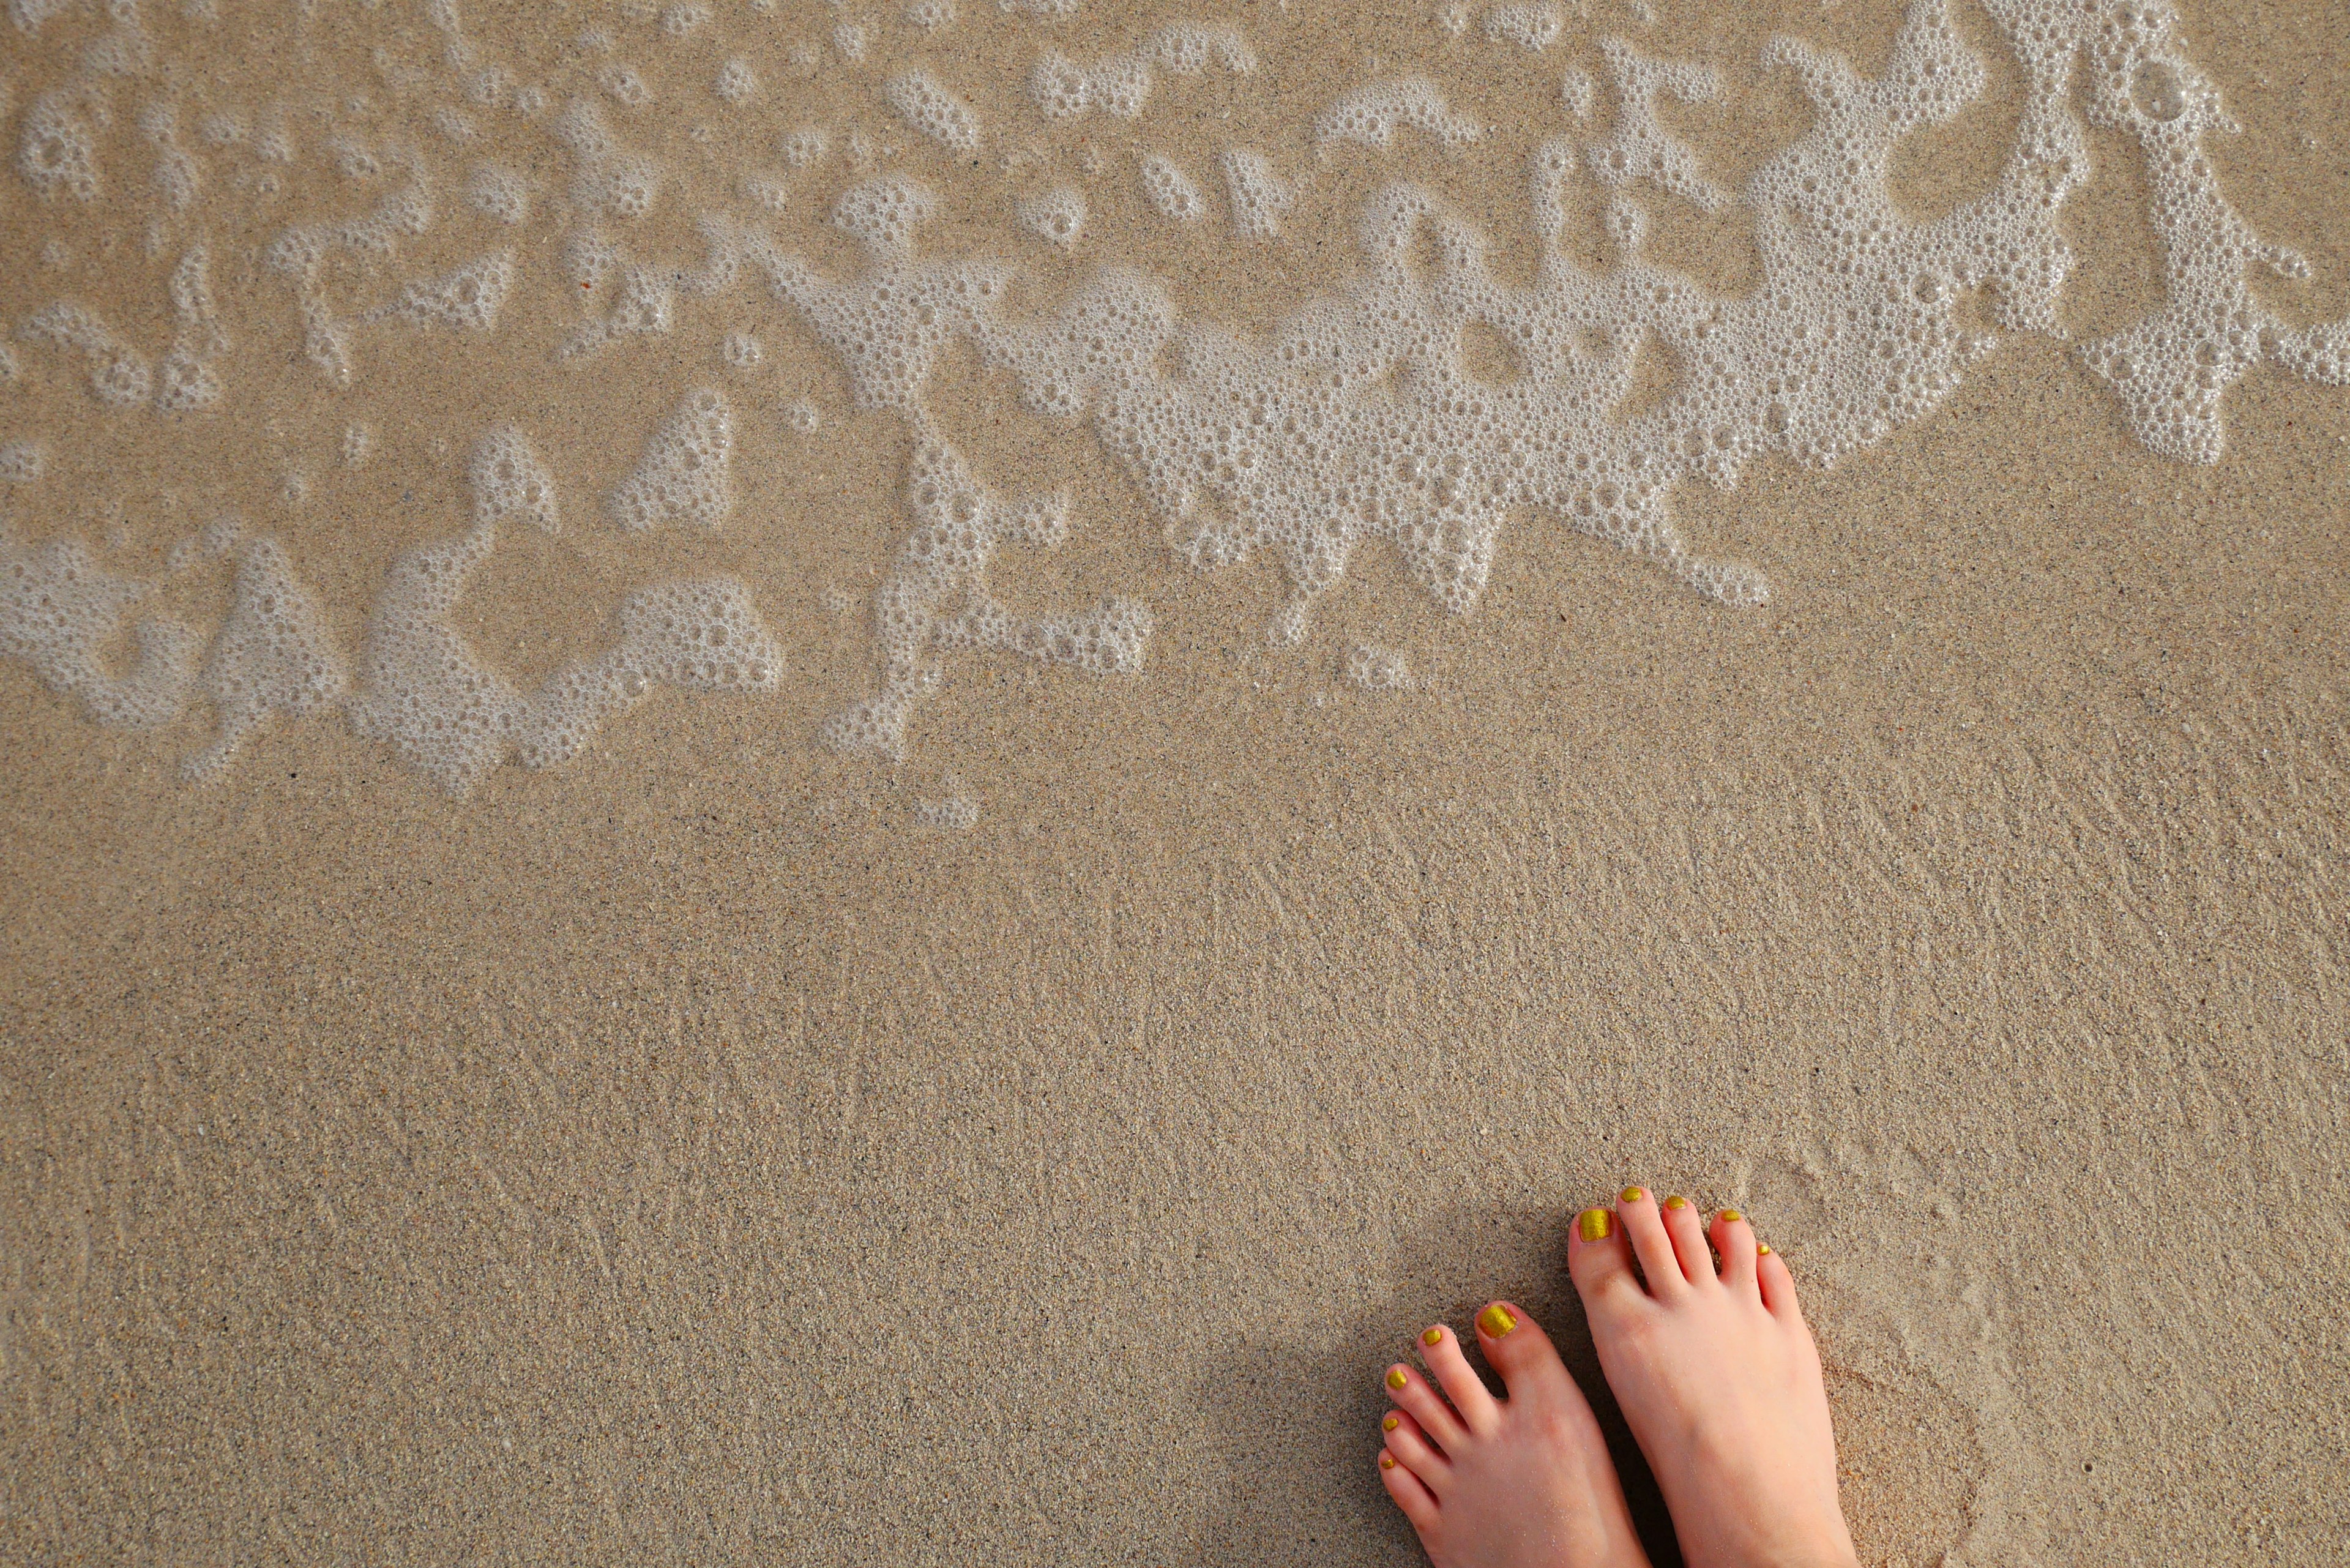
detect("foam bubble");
top-left (17, 88), bottom-right (102, 201)
top-left (905, 0), bottom-right (955, 27)
top-left (1316, 78), bottom-right (1482, 149)
top-left (1016, 185), bottom-right (1087, 248)
top-left (1484, 2), bottom-right (1560, 51)
top-left (19, 302), bottom-right (155, 408)
top-left (368, 252), bottom-right (515, 333)
top-left (724, 331), bottom-right (763, 368)
top-left (1029, 23), bottom-right (1253, 120)
top-left (470, 427), bottom-right (558, 532)
top-left (607, 388), bottom-right (734, 531)
top-left (466, 163), bottom-right (531, 223)
top-left (156, 247), bottom-right (226, 414)
top-left (1344, 643), bottom-right (1412, 691)
top-left (715, 58), bottom-right (758, 105)
top-left (553, 99), bottom-right (662, 220)
top-left (0, 441), bottom-right (46, 482)
top-left (782, 126), bottom-right (830, 168)
top-left (662, 3), bottom-right (710, 37)
top-left (1140, 153), bottom-right (1204, 222)
top-left (884, 69), bottom-right (982, 153)
top-left (0, 530), bottom-right (200, 729)
top-left (1220, 149), bottom-right (1292, 239)
top-left (183, 535), bottom-right (346, 780)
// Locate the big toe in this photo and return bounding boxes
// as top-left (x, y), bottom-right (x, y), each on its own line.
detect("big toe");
top-left (1473, 1300), bottom-right (1578, 1407)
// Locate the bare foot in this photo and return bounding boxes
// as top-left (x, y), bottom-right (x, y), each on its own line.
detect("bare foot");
top-left (1568, 1188), bottom-right (1859, 1568)
top-left (1376, 1302), bottom-right (1654, 1568)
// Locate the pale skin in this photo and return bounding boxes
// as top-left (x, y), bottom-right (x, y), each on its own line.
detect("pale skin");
top-left (1377, 1187), bottom-right (1860, 1568)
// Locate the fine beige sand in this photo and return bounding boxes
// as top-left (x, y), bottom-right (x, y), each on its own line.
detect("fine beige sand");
top-left (3, 1), bottom-right (2346, 1564)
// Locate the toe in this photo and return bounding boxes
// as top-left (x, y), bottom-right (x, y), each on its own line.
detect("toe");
top-left (1568, 1203), bottom-right (1649, 1316)
top-left (1471, 1300), bottom-right (1578, 1408)
top-left (1378, 1446), bottom-right (1442, 1534)
top-left (1614, 1186), bottom-right (1687, 1297)
top-left (1709, 1208), bottom-right (1759, 1301)
top-left (1382, 1408), bottom-right (1451, 1490)
top-left (1384, 1362), bottom-right (1468, 1452)
top-left (1660, 1193), bottom-right (1718, 1285)
top-left (1756, 1241), bottom-right (1805, 1325)
top-left (1417, 1323), bottom-right (1500, 1433)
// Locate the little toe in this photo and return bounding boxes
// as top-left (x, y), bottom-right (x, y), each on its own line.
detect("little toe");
top-left (1472, 1300), bottom-right (1577, 1408)
top-left (1614, 1186), bottom-right (1687, 1297)
top-left (1417, 1324), bottom-right (1500, 1433)
top-left (1384, 1363), bottom-right (1467, 1452)
top-left (1382, 1408), bottom-right (1451, 1490)
top-left (1660, 1193), bottom-right (1718, 1285)
top-left (1708, 1208), bottom-right (1760, 1298)
top-left (1378, 1447), bottom-right (1442, 1534)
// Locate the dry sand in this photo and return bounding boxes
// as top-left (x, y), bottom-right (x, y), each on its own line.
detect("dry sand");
top-left (3, 1), bottom-right (2347, 1563)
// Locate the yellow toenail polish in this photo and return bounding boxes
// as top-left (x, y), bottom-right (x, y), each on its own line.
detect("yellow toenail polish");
top-left (1578, 1207), bottom-right (1613, 1242)
top-left (1664, 1194), bottom-right (1687, 1211)
top-left (1386, 1367), bottom-right (1409, 1391)
top-left (1381, 1453), bottom-right (1397, 1470)
top-left (1620, 1185), bottom-right (1644, 1204)
top-left (1384, 1414), bottom-right (1400, 1432)
top-left (1422, 1326), bottom-right (1445, 1346)
top-left (1757, 1242), bottom-right (1772, 1255)
top-left (1720, 1209), bottom-right (1744, 1223)
top-left (1477, 1304), bottom-right (1518, 1337)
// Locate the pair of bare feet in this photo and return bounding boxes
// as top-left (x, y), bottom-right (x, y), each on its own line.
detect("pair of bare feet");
top-left (1377, 1187), bottom-right (1859, 1568)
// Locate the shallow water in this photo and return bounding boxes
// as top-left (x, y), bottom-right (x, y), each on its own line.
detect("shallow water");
top-left (3, 1), bottom-right (2346, 1562)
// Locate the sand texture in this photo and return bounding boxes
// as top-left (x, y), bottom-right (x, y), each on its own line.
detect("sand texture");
top-left (2, 0), bottom-right (2347, 1563)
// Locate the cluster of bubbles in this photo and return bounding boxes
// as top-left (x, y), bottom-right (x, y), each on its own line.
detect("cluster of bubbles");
top-left (1, 0), bottom-right (2346, 797)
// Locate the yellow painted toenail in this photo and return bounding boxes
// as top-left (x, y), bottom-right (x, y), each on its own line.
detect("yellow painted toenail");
top-left (1421, 1326), bottom-right (1443, 1346)
top-left (1381, 1453), bottom-right (1397, 1469)
top-left (1757, 1242), bottom-right (1772, 1255)
top-left (1578, 1208), bottom-right (1613, 1242)
top-left (1477, 1304), bottom-right (1518, 1337)
top-left (1384, 1414), bottom-right (1400, 1432)
top-left (1663, 1194), bottom-right (1687, 1211)
top-left (1620, 1185), bottom-right (1644, 1204)
top-left (1386, 1367), bottom-right (1409, 1391)
top-left (1720, 1209), bottom-right (1744, 1223)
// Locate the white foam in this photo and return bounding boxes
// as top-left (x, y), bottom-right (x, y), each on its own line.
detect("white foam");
top-left (715, 58), bottom-right (758, 105)
top-left (368, 252), bottom-right (515, 333)
top-left (348, 519), bottom-right (781, 796)
top-left (1586, 39), bottom-right (1726, 211)
top-left (184, 534), bottom-right (346, 780)
top-left (0, 530), bottom-right (200, 729)
top-left (601, 64), bottom-right (652, 108)
top-left (885, 70), bottom-right (982, 153)
top-left (19, 302), bottom-right (155, 408)
top-left (1029, 23), bottom-right (1253, 120)
top-left (662, 3), bottom-right (710, 37)
top-left (1344, 643), bottom-right (1412, 691)
top-left (905, 0), bottom-right (955, 27)
top-left (469, 427), bottom-right (558, 532)
top-left (1016, 186), bottom-right (1087, 248)
top-left (17, 87), bottom-right (103, 201)
top-left (782, 127), bottom-right (830, 168)
top-left (1316, 78), bottom-right (1483, 149)
top-left (834, 22), bottom-right (867, 61)
top-left (553, 99), bottom-right (662, 220)
top-left (1484, 2), bottom-right (1560, 51)
top-left (607, 388), bottom-right (734, 531)
top-left (1139, 153), bottom-right (1204, 222)
top-left (0, 441), bottom-right (46, 482)
top-left (818, 428), bottom-right (1150, 760)
top-left (724, 331), bottom-right (763, 368)
top-left (343, 422), bottom-right (375, 468)
top-left (1219, 149), bottom-right (1292, 239)
top-left (466, 163), bottom-right (531, 223)
top-left (157, 246), bottom-right (226, 413)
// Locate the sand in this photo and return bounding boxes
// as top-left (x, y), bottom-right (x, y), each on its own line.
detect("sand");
top-left (2, 1), bottom-right (2347, 1562)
